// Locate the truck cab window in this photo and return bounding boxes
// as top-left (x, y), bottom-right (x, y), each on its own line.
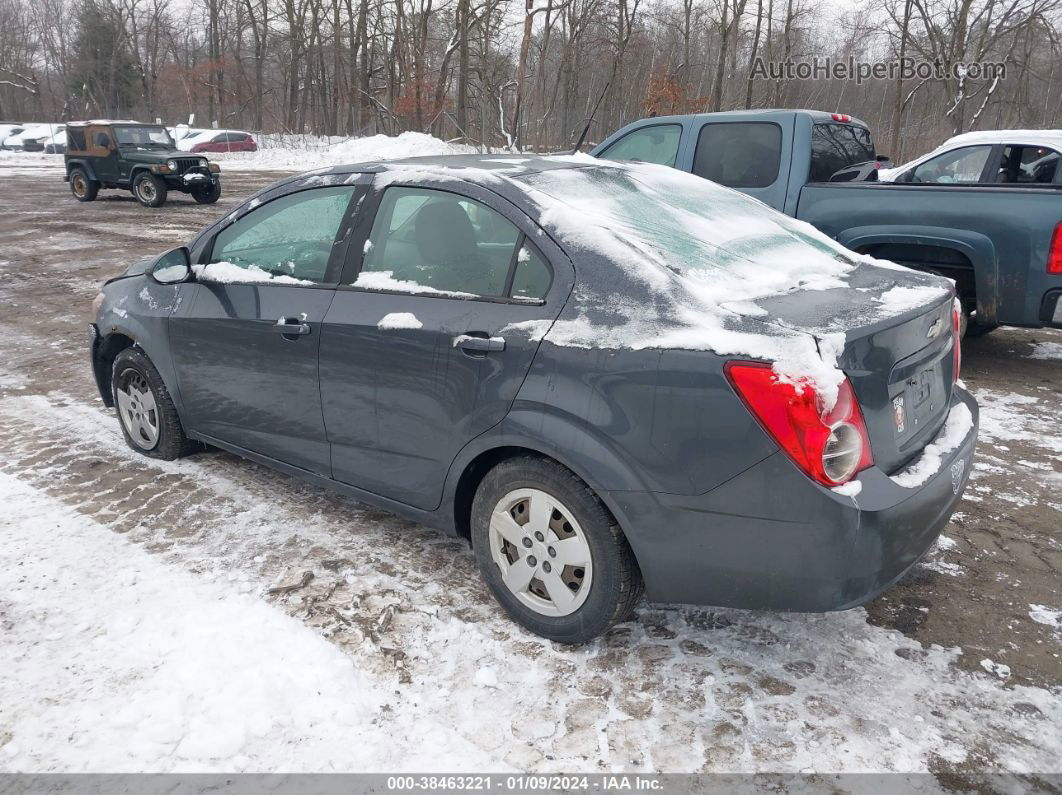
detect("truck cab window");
top-left (693, 122), bottom-right (782, 188)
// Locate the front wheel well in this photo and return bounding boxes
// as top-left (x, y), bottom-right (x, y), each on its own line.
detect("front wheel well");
top-left (93, 332), bottom-right (136, 406)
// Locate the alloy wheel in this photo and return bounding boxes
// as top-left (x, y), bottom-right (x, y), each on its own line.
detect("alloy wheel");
top-left (489, 487), bottom-right (593, 617)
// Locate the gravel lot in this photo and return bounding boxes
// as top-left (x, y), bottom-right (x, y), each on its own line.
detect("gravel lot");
top-left (1, 159), bottom-right (1059, 781)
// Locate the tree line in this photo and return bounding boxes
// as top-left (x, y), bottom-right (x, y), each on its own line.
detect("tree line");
top-left (1, 0), bottom-right (1060, 159)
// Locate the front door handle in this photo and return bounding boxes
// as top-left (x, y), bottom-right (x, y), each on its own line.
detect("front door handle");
top-left (274, 317), bottom-right (311, 336)
top-left (454, 334), bottom-right (505, 353)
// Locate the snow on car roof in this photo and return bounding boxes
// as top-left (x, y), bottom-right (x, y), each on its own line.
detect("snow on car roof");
top-left (941, 129), bottom-right (1062, 148)
top-left (67, 120), bottom-right (141, 126)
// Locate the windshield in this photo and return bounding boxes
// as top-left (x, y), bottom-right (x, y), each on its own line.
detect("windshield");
top-left (113, 126), bottom-right (175, 149)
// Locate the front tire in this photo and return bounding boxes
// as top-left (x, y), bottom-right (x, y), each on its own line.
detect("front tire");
top-left (191, 181), bottom-right (221, 204)
top-left (471, 456), bottom-right (643, 643)
top-left (69, 167), bottom-right (99, 202)
top-left (133, 172), bottom-right (168, 208)
top-left (111, 347), bottom-right (197, 460)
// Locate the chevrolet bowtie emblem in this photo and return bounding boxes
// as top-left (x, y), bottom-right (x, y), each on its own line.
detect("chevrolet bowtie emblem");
top-left (926, 317), bottom-right (943, 339)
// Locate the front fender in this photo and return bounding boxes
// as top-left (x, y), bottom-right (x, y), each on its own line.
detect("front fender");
top-left (837, 225), bottom-right (1000, 325)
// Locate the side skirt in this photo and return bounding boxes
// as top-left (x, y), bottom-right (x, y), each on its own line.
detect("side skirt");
top-left (188, 431), bottom-right (457, 536)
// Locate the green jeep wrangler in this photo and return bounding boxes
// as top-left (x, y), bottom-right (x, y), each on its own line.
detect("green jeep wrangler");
top-left (64, 120), bottom-right (222, 207)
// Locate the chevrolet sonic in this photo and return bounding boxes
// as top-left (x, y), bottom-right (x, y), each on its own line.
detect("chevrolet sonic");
top-left (89, 155), bottom-right (978, 642)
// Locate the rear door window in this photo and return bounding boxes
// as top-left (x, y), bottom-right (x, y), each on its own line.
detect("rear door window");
top-left (908, 146), bottom-right (993, 184)
top-left (357, 186), bottom-right (549, 300)
top-left (598, 124), bottom-right (682, 167)
top-left (693, 122), bottom-right (782, 187)
top-left (809, 123), bottom-right (876, 182)
top-left (993, 145), bottom-right (1059, 184)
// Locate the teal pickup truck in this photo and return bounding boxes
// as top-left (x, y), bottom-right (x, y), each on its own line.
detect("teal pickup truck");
top-left (593, 109), bottom-right (1062, 335)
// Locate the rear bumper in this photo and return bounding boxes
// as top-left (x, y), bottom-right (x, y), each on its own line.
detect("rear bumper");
top-left (607, 387), bottom-right (978, 611)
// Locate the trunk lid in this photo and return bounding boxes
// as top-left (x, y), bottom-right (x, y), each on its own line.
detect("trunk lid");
top-left (735, 261), bottom-right (956, 474)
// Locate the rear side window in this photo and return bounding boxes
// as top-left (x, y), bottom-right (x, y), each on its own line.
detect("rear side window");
top-left (994, 145), bottom-right (1059, 184)
top-left (908, 146), bottom-right (993, 184)
top-left (598, 124), bottom-right (681, 167)
top-left (693, 122), bottom-right (782, 188)
top-left (357, 186), bottom-right (550, 300)
top-left (67, 128), bottom-right (86, 151)
top-left (208, 186), bottom-right (356, 283)
top-left (809, 123), bottom-right (876, 182)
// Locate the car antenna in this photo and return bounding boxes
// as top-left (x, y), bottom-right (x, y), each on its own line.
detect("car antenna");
top-left (571, 80), bottom-right (610, 155)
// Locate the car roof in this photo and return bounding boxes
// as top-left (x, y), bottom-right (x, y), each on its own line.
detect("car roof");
top-left (611, 108), bottom-right (871, 128)
top-left (941, 129), bottom-right (1062, 149)
top-left (67, 120), bottom-right (142, 127)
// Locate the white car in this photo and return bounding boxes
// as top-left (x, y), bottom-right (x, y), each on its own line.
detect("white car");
top-left (176, 128), bottom-right (219, 151)
top-left (0, 123), bottom-right (26, 149)
top-left (42, 130), bottom-right (68, 153)
top-left (2, 123), bottom-right (63, 151)
top-left (880, 129), bottom-right (1062, 185)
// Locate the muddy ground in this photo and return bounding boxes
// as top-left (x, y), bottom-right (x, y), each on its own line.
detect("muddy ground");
top-left (0, 161), bottom-right (1059, 780)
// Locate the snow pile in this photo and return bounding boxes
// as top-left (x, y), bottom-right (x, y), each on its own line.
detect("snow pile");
top-left (1029, 341), bottom-right (1062, 361)
top-left (1028, 604), bottom-right (1061, 628)
top-left (890, 402), bottom-right (974, 488)
top-left (192, 261), bottom-right (312, 286)
top-left (214, 131), bottom-right (476, 172)
top-left (377, 312), bottom-right (423, 330)
top-left (0, 472), bottom-right (499, 773)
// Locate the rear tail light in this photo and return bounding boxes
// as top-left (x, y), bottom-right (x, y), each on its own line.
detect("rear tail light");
top-left (952, 298), bottom-right (962, 383)
top-left (725, 362), bottom-right (873, 487)
top-left (1048, 222), bottom-right (1062, 275)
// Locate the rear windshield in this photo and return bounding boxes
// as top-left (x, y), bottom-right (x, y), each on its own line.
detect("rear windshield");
top-left (113, 126), bottom-right (174, 149)
top-left (518, 161), bottom-right (852, 278)
top-left (809, 123), bottom-right (875, 182)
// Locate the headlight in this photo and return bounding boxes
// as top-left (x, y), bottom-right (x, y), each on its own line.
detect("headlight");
top-left (92, 292), bottom-right (105, 313)
top-left (167, 159), bottom-right (178, 171)
top-left (199, 159), bottom-right (207, 168)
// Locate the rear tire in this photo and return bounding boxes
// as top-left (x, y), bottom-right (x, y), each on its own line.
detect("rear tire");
top-left (111, 347), bottom-right (198, 460)
top-left (471, 456), bottom-right (643, 643)
top-left (133, 172), bottom-right (168, 208)
top-left (191, 181), bottom-right (221, 204)
top-left (69, 167), bottom-right (98, 202)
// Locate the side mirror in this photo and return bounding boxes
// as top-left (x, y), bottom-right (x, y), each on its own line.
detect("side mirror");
top-left (151, 247), bottom-right (193, 284)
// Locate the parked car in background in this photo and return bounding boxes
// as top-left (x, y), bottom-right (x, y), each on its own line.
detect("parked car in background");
top-left (2, 122), bottom-right (62, 150)
top-left (174, 128), bottom-right (214, 151)
top-left (879, 130), bottom-right (1062, 186)
top-left (0, 123), bottom-right (25, 145)
top-left (88, 155), bottom-right (977, 642)
top-left (3, 123), bottom-right (60, 150)
top-left (43, 130), bottom-right (67, 154)
top-left (595, 110), bottom-right (1062, 336)
top-left (21, 124), bottom-right (65, 152)
top-left (65, 120), bottom-right (222, 207)
top-left (189, 130), bottom-right (258, 153)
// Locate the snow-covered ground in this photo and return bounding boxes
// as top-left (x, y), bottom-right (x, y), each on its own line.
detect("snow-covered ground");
top-left (0, 154), bottom-right (1060, 778)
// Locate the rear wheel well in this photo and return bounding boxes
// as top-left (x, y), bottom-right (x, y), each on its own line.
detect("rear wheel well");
top-left (94, 332), bottom-right (136, 406)
top-left (859, 242), bottom-right (977, 313)
top-left (453, 447), bottom-right (615, 543)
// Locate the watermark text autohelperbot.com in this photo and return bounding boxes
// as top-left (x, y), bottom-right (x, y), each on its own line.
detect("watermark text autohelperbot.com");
top-left (752, 56), bottom-right (1007, 85)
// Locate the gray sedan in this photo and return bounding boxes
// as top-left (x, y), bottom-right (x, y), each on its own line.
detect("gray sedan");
top-left (89, 155), bottom-right (978, 642)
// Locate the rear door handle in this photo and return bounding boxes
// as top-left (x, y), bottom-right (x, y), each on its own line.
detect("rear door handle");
top-left (454, 334), bottom-right (505, 352)
top-left (274, 317), bottom-right (311, 336)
